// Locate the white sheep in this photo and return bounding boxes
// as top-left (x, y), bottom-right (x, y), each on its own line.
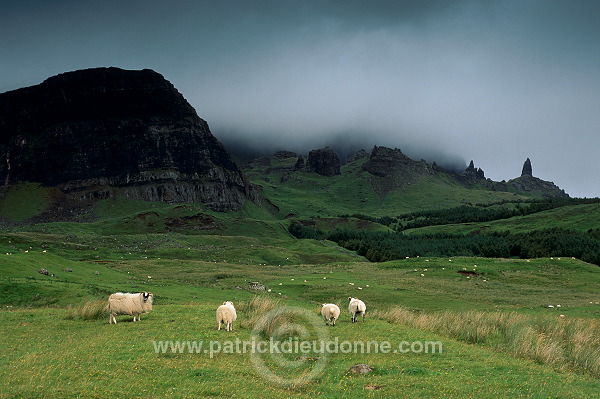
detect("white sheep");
top-left (108, 292), bottom-right (153, 324)
top-left (348, 297), bottom-right (366, 323)
top-left (321, 303), bottom-right (341, 326)
top-left (216, 301), bottom-right (237, 331)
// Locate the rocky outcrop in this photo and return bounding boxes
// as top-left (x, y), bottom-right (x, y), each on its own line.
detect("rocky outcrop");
top-left (521, 158), bottom-right (533, 177)
top-left (294, 156), bottom-right (305, 171)
top-left (0, 67), bottom-right (256, 211)
top-left (509, 158), bottom-right (568, 198)
top-left (306, 147), bottom-right (340, 176)
top-left (507, 175), bottom-right (568, 198)
top-left (463, 160), bottom-right (485, 179)
top-left (362, 146), bottom-right (414, 177)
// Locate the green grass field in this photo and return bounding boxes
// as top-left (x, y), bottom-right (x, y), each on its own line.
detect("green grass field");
top-left (2, 303), bottom-right (600, 398)
top-left (1, 185), bottom-right (600, 398)
top-left (1, 221), bottom-right (600, 397)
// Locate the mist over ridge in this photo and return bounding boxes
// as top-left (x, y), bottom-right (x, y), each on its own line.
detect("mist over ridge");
top-left (1, 1), bottom-right (599, 196)
top-left (216, 128), bottom-right (467, 173)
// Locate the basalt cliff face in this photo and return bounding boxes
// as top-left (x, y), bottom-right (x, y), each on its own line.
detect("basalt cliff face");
top-left (0, 67), bottom-right (256, 211)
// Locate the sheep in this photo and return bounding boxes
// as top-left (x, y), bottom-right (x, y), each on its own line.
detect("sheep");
top-left (348, 297), bottom-right (366, 323)
top-left (216, 301), bottom-right (237, 331)
top-left (321, 303), bottom-right (341, 326)
top-left (108, 292), bottom-right (153, 324)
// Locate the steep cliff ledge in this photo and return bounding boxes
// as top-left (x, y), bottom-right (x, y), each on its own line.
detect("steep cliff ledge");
top-left (0, 67), bottom-right (255, 211)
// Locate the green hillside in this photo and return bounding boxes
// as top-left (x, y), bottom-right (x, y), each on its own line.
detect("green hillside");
top-left (1, 154), bottom-right (599, 397)
top-left (244, 155), bottom-right (530, 218)
top-left (403, 203), bottom-right (600, 235)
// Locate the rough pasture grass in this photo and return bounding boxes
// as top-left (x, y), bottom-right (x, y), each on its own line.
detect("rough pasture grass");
top-left (375, 308), bottom-right (600, 378)
top-left (1, 303), bottom-right (599, 398)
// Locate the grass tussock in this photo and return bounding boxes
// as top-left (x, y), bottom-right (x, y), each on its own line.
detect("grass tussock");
top-left (375, 307), bottom-right (600, 378)
top-left (237, 296), bottom-right (320, 345)
top-left (236, 295), bottom-right (281, 330)
top-left (65, 300), bottom-right (108, 321)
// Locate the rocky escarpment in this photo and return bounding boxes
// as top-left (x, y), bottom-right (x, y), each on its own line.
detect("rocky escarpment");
top-left (0, 67), bottom-right (257, 211)
top-left (243, 145), bottom-right (569, 204)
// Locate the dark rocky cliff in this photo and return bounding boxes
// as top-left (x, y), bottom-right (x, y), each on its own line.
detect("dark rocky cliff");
top-left (0, 67), bottom-right (256, 211)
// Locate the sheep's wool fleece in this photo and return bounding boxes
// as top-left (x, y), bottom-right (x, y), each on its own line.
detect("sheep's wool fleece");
top-left (109, 293), bottom-right (153, 315)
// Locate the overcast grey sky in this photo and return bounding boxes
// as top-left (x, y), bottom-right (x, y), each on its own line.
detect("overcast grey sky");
top-left (1, 0), bottom-right (599, 197)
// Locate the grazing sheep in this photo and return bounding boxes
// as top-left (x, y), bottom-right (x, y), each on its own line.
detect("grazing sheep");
top-left (216, 301), bottom-right (237, 331)
top-left (108, 292), bottom-right (153, 324)
top-left (348, 297), bottom-right (366, 323)
top-left (321, 303), bottom-right (341, 326)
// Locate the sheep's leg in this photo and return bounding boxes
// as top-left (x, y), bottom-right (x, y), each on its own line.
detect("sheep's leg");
top-left (109, 314), bottom-right (116, 324)
top-left (218, 321), bottom-right (222, 331)
top-left (362, 313), bottom-right (365, 323)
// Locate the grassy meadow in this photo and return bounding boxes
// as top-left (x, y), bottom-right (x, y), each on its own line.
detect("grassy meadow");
top-left (1, 178), bottom-right (600, 397)
top-left (1, 219), bottom-right (600, 397)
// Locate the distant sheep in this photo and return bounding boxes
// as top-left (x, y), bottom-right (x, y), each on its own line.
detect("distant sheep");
top-left (348, 297), bottom-right (366, 323)
top-left (321, 303), bottom-right (341, 326)
top-left (216, 301), bottom-right (237, 331)
top-left (108, 292), bottom-right (153, 324)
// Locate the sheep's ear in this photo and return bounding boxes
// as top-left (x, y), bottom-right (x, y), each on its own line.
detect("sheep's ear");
top-left (348, 297), bottom-right (352, 301)
top-left (223, 301), bottom-right (227, 305)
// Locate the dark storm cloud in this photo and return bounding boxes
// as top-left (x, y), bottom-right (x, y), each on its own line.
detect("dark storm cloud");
top-left (1, 0), bottom-right (599, 196)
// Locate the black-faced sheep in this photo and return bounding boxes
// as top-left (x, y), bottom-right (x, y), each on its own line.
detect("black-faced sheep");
top-left (348, 297), bottom-right (366, 323)
top-left (216, 301), bottom-right (237, 331)
top-left (108, 292), bottom-right (153, 324)
top-left (321, 303), bottom-right (340, 326)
